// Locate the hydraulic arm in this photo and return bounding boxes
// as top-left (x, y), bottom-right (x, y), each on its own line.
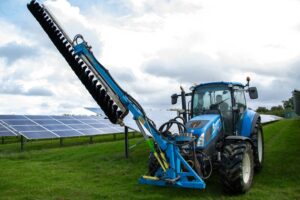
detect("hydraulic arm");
top-left (27, 0), bottom-right (206, 189)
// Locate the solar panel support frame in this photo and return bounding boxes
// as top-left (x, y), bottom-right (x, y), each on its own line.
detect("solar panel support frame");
top-left (20, 135), bottom-right (25, 151)
top-left (125, 126), bottom-right (129, 159)
top-left (60, 138), bottom-right (64, 147)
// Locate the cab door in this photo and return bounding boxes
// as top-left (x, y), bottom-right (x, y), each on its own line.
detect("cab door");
top-left (233, 89), bottom-right (247, 135)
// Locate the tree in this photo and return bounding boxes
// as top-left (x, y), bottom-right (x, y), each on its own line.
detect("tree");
top-left (270, 105), bottom-right (285, 117)
top-left (282, 97), bottom-right (294, 110)
top-left (270, 105), bottom-right (284, 111)
top-left (256, 107), bottom-right (269, 113)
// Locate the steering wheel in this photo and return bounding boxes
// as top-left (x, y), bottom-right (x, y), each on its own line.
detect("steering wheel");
top-left (210, 98), bottom-right (229, 110)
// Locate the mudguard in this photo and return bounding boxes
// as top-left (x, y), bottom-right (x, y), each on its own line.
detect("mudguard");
top-left (240, 109), bottom-right (260, 138)
top-left (225, 135), bottom-right (253, 144)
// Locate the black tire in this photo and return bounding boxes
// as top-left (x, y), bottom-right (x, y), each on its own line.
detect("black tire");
top-left (251, 123), bottom-right (264, 171)
top-left (148, 152), bottom-right (159, 176)
top-left (220, 141), bottom-right (254, 194)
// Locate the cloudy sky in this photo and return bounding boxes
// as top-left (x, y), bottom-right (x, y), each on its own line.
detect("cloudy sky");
top-left (0, 0), bottom-right (299, 115)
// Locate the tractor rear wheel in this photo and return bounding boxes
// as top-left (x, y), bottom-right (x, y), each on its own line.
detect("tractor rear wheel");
top-left (220, 141), bottom-right (254, 194)
top-left (251, 123), bottom-right (264, 171)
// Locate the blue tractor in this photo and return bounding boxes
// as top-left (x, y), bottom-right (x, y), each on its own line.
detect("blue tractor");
top-left (164, 81), bottom-right (264, 193)
top-left (28, 0), bottom-right (264, 194)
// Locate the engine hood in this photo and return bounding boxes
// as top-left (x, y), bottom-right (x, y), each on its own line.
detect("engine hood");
top-left (186, 114), bottom-right (221, 136)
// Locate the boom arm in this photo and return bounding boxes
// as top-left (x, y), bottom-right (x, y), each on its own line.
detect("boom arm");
top-left (72, 35), bottom-right (168, 150)
top-left (27, 0), bottom-right (206, 189)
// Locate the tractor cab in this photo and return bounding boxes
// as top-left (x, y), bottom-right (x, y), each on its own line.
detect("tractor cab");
top-left (191, 82), bottom-right (257, 135)
top-left (171, 79), bottom-right (258, 137)
top-left (192, 82), bottom-right (234, 135)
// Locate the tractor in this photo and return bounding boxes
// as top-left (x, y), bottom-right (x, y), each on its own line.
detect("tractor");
top-left (27, 0), bottom-right (264, 194)
top-left (161, 81), bottom-right (264, 193)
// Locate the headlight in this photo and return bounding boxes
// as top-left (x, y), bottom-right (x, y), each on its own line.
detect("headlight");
top-left (197, 133), bottom-right (205, 147)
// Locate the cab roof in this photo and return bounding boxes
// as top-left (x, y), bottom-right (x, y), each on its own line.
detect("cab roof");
top-left (194, 81), bottom-right (244, 89)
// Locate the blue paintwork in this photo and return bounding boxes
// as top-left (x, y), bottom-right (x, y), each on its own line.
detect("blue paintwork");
top-left (187, 114), bottom-right (222, 148)
top-left (240, 109), bottom-right (257, 137)
top-left (74, 43), bottom-right (168, 149)
top-left (139, 149), bottom-right (206, 189)
top-left (74, 42), bottom-right (206, 189)
top-left (187, 114), bottom-right (219, 135)
top-left (195, 81), bottom-right (245, 89)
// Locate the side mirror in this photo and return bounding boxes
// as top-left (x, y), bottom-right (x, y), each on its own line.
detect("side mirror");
top-left (171, 94), bottom-right (178, 105)
top-left (248, 87), bottom-right (258, 99)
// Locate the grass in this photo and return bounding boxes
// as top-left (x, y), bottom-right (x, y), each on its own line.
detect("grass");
top-left (0, 119), bottom-right (299, 200)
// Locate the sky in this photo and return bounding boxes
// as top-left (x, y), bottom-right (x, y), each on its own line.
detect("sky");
top-left (0, 0), bottom-right (299, 115)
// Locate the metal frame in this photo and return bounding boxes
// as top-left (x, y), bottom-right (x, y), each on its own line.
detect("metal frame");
top-left (125, 126), bottom-right (129, 158)
top-left (74, 40), bottom-right (206, 189)
top-left (18, 128), bottom-right (130, 152)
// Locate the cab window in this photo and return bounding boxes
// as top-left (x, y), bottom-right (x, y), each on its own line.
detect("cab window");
top-left (234, 90), bottom-right (246, 113)
top-left (192, 85), bottom-right (232, 117)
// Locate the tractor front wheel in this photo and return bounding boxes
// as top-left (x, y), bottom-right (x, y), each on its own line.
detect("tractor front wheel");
top-left (251, 123), bottom-right (264, 171)
top-left (220, 141), bottom-right (254, 194)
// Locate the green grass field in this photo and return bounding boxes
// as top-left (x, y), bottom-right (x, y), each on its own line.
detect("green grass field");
top-left (0, 119), bottom-right (299, 200)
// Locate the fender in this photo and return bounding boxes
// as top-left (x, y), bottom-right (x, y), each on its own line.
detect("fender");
top-left (240, 109), bottom-right (260, 137)
top-left (225, 135), bottom-right (252, 141)
top-left (225, 135), bottom-right (253, 145)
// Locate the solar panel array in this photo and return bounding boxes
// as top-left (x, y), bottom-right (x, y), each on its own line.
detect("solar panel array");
top-left (0, 115), bottom-right (124, 140)
top-left (85, 107), bottom-right (177, 133)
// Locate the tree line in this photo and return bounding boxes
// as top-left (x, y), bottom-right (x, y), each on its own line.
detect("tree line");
top-left (256, 97), bottom-right (294, 117)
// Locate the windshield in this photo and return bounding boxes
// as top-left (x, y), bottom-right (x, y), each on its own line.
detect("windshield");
top-left (192, 85), bottom-right (232, 117)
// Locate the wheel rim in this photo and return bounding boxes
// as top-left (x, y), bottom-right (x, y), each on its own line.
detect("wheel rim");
top-left (258, 130), bottom-right (263, 163)
top-left (242, 153), bottom-right (251, 184)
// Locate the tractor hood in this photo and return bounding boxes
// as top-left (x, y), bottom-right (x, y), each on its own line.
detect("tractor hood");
top-left (186, 114), bottom-right (221, 136)
top-left (186, 114), bottom-right (222, 148)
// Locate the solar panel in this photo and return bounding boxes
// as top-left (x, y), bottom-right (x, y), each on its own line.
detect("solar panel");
top-left (42, 124), bottom-right (72, 131)
top-left (0, 122), bottom-right (18, 137)
top-left (51, 116), bottom-right (74, 120)
top-left (88, 123), bottom-right (109, 128)
top-left (85, 107), bottom-right (177, 132)
top-left (52, 130), bottom-right (83, 137)
top-left (32, 119), bottom-right (62, 125)
top-left (77, 128), bottom-right (102, 135)
top-left (98, 127), bottom-right (121, 134)
top-left (72, 115), bottom-right (95, 120)
top-left (77, 119), bottom-right (99, 124)
top-left (0, 130), bottom-right (17, 137)
top-left (84, 107), bottom-right (104, 115)
top-left (56, 119), bottom-right (83, 125)
top-left (13, 125), bottom-right (47, 132)
top-left (0, 115), bottom-right (126, 140)
top-left (67, 124), bottom-right (91, 129)
top-left (25, 115), bottom-right (52, 120)
top-left (20, 131), bottom-right (58, 139)
top-left (0, 131), bottom-right (16, 137)
top-left (2, 120), bottom-right (36, 126)
top-left (0, 115), bottom-right (26, 120)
